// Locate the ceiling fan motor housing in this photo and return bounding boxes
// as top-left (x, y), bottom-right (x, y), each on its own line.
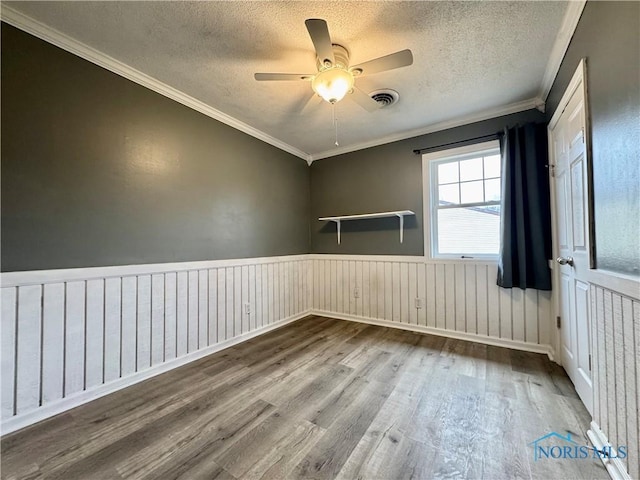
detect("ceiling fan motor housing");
top-left (317, 44), bottom-right (350, 70)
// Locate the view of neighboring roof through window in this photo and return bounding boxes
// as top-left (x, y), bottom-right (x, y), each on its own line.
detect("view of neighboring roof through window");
top-left (427, 141), bottom-right (501, 258)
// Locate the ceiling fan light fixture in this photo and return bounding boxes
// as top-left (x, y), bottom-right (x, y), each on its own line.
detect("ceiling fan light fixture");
top-left (255, 19), bottom-right (413, 114)
top-left (311, 67), bottom-right (354, 104)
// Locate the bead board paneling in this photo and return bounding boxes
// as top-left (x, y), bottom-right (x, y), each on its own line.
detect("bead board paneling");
top-left (309, 255), bottom-right (553, 355)
top-left (1, 253), bottom-right (556, 435)
top-left (589, 283), bottom-right (639, 480)
top-left (0, 256), bottom-right (311, 435)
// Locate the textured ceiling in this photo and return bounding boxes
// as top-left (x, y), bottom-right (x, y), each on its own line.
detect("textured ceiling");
top-left (4, 1), bottom-right (569, 160)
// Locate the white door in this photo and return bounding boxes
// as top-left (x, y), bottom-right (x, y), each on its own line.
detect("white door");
top-left (549, 60), bottom-right (593, 414)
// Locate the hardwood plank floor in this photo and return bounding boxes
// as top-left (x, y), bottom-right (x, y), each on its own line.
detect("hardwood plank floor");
top-left (1, 316), bottom-right (607, 480)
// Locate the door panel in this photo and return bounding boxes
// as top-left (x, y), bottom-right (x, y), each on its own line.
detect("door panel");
top-left (571, 154), bottom-right (586, 250)
top-left (556, 150), bottom-right (570, 251)
top-left (550, 72), bottom-right (593, 415)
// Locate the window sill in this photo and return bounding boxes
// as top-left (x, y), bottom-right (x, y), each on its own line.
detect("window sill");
top-left (432, 254), bottom-right (499, 261)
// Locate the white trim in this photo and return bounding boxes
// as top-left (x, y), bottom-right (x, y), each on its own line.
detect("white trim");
top-left (2, 254), bottom-right (504, 288)
top-left (549, 59), bottom-right (639, 292)
top-left (547, 124), bottom-right (562, 361)
top-left (2, 2), bottom-right (582, 166)
top-left (1, 251), bottom-right (558, 436)
top-left (311, 310), bottom-right (555, 361)
top-left (0, 254), bottom-right (309, 287)
top-left (309, 0), bottom-right (588, 163)
top-left (422, 139), bottom-right (501, 260)
top-left (1, 305), bottom-right (557, 436)
top-left (539, 1), bottom-right (587, 102)
top-left (586, 270), bottom-right (640, 301)
top-left (309, 98), bottom-right (543, 161)
top-left (548, 59), bottom-right (586, 130)
top-left (0, 311), bottom-right (310, 436)
top-left (307, 253), bottom-right (497, 266)
top-left (310, 253), bottom-right (427, 263)
top-left (432, 253), bottom-right (499, 262)
top-left (587, 421), bottom-right (632, 480)
top-left (547, 59), bottom-right (590, 362)
top-left (0, 5), bottom-right (311, 163)
top-left (577, 59), bottom-right (638, 300)
top-left (547, 57), bottom-right (594, 391)
top-left (420, 140), bottom-right (500, 163)
top-left (0, 5), bottom-right (552, 165)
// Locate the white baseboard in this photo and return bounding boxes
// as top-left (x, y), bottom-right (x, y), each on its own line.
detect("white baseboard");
top-left (587, 421), bottom-right (632, 480)
top-left (3, 305), bottom-right (557, 437)
top-left (311, 309), bottom-right (555, 359)
top-left (1, 311), bottom-right (311, 436)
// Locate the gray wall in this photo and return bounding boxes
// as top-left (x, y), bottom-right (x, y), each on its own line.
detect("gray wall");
top-left (546, 1), bottom-right (639, 276)
top-left (310, 109), bottom-right (545, 254)
top-left (1, 24), bottom-right (310, 272)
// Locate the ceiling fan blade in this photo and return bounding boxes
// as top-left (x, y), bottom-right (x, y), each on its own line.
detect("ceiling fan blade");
top-left (305, 19), bottom-right (335, 66)
top-left (350, 49), bottom-right (413, 76)
top-left (254, 73), bottom-right (314, 81)
top-left (299, 94), bottom-right (323, 115)
top-left (349, 86), bottom-right (381, 112)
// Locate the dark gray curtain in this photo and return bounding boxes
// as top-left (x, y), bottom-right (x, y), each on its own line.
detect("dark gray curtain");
top-left (497, 123), bottom-right (552, 290)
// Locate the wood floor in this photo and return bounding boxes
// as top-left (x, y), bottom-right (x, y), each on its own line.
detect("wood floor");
top-left (1, 316), bottom-right (607, 480)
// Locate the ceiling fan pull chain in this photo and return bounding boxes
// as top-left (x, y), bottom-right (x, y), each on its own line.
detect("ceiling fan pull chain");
top-left (333, 103), bottom-right (339, 146)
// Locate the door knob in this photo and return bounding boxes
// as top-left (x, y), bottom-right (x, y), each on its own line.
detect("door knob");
top-left (556, 256), bottom-right (574, 266)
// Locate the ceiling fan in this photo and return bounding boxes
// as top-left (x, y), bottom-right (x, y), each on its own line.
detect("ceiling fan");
top-left (254, 19), bottom-right (413, 112)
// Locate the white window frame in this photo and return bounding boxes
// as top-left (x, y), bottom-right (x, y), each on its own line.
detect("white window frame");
top-left (422, 139), bottom-right (501, 260)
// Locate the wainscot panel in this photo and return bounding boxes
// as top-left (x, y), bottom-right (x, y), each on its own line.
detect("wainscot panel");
top-left (308, 255), bottom-right (553, 357)
top-left (0, 255), bottom-right (312, 434)
top-left (588, 283), bottom-right (639, 480)
top-left (1, 253), bottom-right (560, 435)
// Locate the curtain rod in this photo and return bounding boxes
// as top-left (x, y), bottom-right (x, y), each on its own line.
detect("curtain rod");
top-left (412, 131), bottom-right (504, 155)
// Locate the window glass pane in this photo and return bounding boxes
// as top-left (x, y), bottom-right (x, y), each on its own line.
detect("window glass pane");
top-left (474, 204), bottom-right (501, 215)
top-left (438, 184), bottom-right (459, 205)
top-left (484, 178), bottom-right (501, 202)
top-left (438, 161), bottom-right (459, 184)
top-left (460, 180), bottom-right (484, 204)
top-left (459, 157), bottom-right (483, 181)
top-left (484, 154), bottom-right (501, 178)
top-left (437, 206), bottom-right (501, 254)
top-left (429, 141), bottom-right (501, 257)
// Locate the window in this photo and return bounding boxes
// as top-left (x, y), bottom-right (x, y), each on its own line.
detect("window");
top-left (424, 140), bottom-right (501, 258)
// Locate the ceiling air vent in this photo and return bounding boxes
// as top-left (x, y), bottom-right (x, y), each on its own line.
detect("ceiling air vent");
top-left (369, 89), bottom-right (399, 107)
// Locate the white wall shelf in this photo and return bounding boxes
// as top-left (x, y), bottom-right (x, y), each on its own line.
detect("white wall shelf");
top-left (319, 210), bottom-right (415, 244)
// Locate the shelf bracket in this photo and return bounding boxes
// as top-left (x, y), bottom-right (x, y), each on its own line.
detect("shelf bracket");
top-left (336, 220), bottom-right (341, 245)
top-left (396, 213), bottom-right (405, 243)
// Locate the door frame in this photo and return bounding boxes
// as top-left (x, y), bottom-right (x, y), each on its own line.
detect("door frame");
top-left (547, 58), bottom-right (594, 362)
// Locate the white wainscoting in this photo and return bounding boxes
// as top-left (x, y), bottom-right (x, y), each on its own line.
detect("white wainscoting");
top-left (588, 283), bottom-right (639, 480)
top-left (4, 251), bottom-right (637, 476)
top-left (0, 255), bottom-right (312, 435)
top-left (308, 255), bottom-right (553, 356)
top-left (1, 253), bottom-right (558, 435)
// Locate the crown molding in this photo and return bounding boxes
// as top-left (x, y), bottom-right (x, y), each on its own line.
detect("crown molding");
top-left (538, 0), bottom-right (587, 102)
top-left (308, 97), bottom-right (544, 162)
top-left (2, 3), bottom-right (574, 167)
top-left (0, 5), bottom-right (312, 163)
